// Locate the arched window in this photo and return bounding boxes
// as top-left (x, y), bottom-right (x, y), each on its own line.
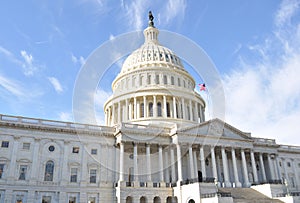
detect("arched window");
top-left (140, 196), bottom-right (147, 203)
top-left (183, 80), bottom-right (186, 88)
top-left (149, 102), bottom-right (153, 117)
top-left (154, 196), bottom-right (161, 203)
top-left (187, 106), bottom-right (190, 120)
top-left (44, 160), bottom-right (54, 181)
top-left (147, 75), bottom-right (151, 85)
top-left (166, 102), bottom-right (170, 117)
top-left (126, 196), bottom-right (133, 203)
top-left (163, 75), bottom-right (167, 84)
top-left (178, 78), bottom-right (181, 86)
top-left (140, 103), bottom-right (144, 117)
top-left (188, 200), bottom-right (195, 203)
top-left (171, 76), bottom-right (174, 85)
top-left (157, 102), bottom-right (162, 117)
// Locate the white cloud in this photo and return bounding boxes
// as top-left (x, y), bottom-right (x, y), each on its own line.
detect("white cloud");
top-left (20, 50), bottom-right (39, 76)
top-left (0, 74), bottom-right (26, 98)
top-left (122, 0), bottom-right (148, 30)
top-left (222, 0), bottom-right (300, 145)
top-left (71, 53), bottom-right (86, 66)
top-left (275, 0), bottom-right (299, 27)
top-left (48, 77), bottom-right (63, 93)
top-left (164, 0), bottom-right (186, 24)
top-left (109, 34), bottom-right (115, 41)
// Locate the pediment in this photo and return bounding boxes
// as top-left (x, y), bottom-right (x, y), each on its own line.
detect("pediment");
top-left (177, 118), bottom-right (251, 140)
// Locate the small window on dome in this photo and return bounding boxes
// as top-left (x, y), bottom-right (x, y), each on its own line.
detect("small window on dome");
top-left (140, 103), bottom-right (144, 117)
top-left (178, 78), bottom-right (181, 86)
top-left (157, 102), bottom-right (162, 117)
top-left (165, 54), bottom-right (169, 62)
top-left (155, 75), bottom-right (159, 84)
top-left (171, 76), bottom-right (174, 85)
top-left (147, 75), bottom-right (151, 85)
top-left (163, 75), bottom-right (167, 85)
top-left (149, 102), bottom-right (153, 117)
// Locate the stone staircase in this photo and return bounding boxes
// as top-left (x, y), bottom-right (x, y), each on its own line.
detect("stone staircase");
top-left (218, 188), bottom-right (284, 203)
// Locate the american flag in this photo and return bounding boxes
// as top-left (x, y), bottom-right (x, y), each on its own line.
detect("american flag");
top-left (199, 83), bottom-right (206, 91)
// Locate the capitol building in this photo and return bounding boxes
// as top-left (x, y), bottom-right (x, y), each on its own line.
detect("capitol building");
top-left (0, 13), bottom-right (300, 203)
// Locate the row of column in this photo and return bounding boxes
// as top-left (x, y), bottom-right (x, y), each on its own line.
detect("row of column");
top-left (118, 143), bottom-right (285, 187)
top-left (105, 96), bottom-right (205, 126)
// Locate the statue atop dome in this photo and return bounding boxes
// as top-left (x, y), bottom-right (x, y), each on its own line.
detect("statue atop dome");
top-left (148, 11), bottom-right (155, 27)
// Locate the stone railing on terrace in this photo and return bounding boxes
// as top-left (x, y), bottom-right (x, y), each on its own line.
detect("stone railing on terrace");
top-left (0, 114), bottom-right (115, 133)
top-left (278, 145), bottom-right (300, 152)
top-left (253, 137), bottom-right (276, 145)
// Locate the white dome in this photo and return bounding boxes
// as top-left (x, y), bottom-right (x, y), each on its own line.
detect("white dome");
top-left (120, 27), bottom-right (186, 74)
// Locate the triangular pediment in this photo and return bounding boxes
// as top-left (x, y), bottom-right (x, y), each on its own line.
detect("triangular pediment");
top-left (177, 118), bottom-right (251, 140)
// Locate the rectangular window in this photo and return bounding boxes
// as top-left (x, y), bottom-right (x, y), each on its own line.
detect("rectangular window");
top-left (69, 197), bottom-right (76, 203)
top-left (16, 195), bottom-right (23, 203)
top-left (22, 143), bottom-right (30, 150)
top-left (19, 165), bottom-right (27, 180)
top-left (88, 197), bottom-right (96, 203)
top-left (89, 169), bottom-right (97, 183)
top-left (70, 168), bottom-right (78, 183)
top-left (42, 196), bottom-right (52, 203)
top-left (72, 147), bottom-right (79, 154)
top-left (91, 149), bottom-right (97, 155)
top-left (1, 141), bottom-right (9, 148)
top-left (0, 164), bottom-right (4, 179)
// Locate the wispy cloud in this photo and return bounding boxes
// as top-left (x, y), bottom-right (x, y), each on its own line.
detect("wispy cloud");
top-left (20, 50), bottom-right (41, 76)
top-left (164, 0), bottom-right (186, 25)
top-left (223, 0), bottom-right (300, 145)
top-left (122, 0), bottom-right (148, 30)
top-left (71, 53), bottom-right (86, 66)
top-left (0, 74), bottom-right (26, 98)
top-left (48, 77), bottom-right (63, 93)
top-left (59, 111), bottom-right (73, 121)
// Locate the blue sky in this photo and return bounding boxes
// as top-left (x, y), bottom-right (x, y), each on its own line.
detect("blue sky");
top-left (1, 0), bottom-right (300, 145)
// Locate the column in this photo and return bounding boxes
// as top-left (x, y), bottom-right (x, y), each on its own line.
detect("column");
top-left (241, 149), bottom-right (250, 187)
top-left (250, 150), bottom-right (258, 183)
top-left (195, 102), bottom-right (199, 123)
top-left (153, 95), bottom-right (157, 117)
top-left (221, 147), bottom-right (231, 187)
top-left (200, 146), bottom-right (206, 179)
top-left (282, 158), bottom-right (288, 183)
top-left (199, 105), bottom-right (203, 122)
top-left (275, 156), bottom-right (282, 181)
top-left (108, 107), bottom-right (111, 126)
top-left (112, 104), bottom-right (115, 125)
top-left (118, 102), bottom-right (121, 123)
top-left (164, 150), bottom-right (170, 183)
top-left (188, 146), bottom-right (195, 179)
top-left (30, 139), bottom-right (40, 182)
top-left (133, 143), bottom-right (138, 182)
top-left (189, 100), bottom-right (193, 121)
top-left (146, 144), bottom-right (151, 182)
top-left (259, 153), bottom-right (267, 182)
top-left (125, 99), bottom-right (129, 121)
top-left (163, 95), bottom-right (167, 117)
top-left (267, 154), bottom-right (275, 181)
top-left (61, 141), bottom-right (70, 184)
top-left (170, 146), bottom-right (176, 183)
top-left (137, 101), bottom-right (140, 118)
top-left (8, 137), bottom-right (19, 181)
top-left (181, 98), bottom-right (186, 120)
top-left (210, 146), bottom-right (218, 182)
top-left (231, 148), bottom-right (241, 187)
top-left (134, 97), bottom-right (137, 119)
top-left (193, 151), bottom-right (198, 179)
top-left (292, 159), bottom-right (300, 189)
top-left (173, 97), bottom-right (177, 118)
top-left (128, 102), bottom-right (132, 120)
top-left (143, 96), bottom-right (147, 117)
top-left (119, 143), bottom-right (124, 182)
top-left (176, 144), bottom-right (183, 182)
top-left (158, 145), bottom-right (164, 182)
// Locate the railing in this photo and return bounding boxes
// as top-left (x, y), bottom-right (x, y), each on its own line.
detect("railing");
top-left (201, 192), bottom-right (232, 199)
top-left (268, 179), bottom-right (283, 184)
top-left (121, 122), bottom-right (171, 134)
top-left (0, 114), bottom-right (114, 133)
top-left (253, 137), bottom-right (276, 145)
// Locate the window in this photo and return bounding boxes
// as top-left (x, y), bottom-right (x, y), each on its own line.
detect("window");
top-left (44, 161), bottom-right (54, 181)
top-left (140, 103), bottom-right (144, 117)
top-left (72, 147), bottom-right (79, 154)
top-left (19, 165), bottom-right (27, 180)
top-left (70, 168), bottom-right (78, 182)
top-left (22, 143), bottom-right (30, 150)
top-left (90, 169), bottom-right (97, 183)
top-left (157, 102), bottom-right (162, 117)
top-left (167, 102), bottom-right (171, 117)
top-left (69, 197), bottom-right (76, 203)
top-left (178, 78), bottom-right (181, 86)
top-left (42, 196), bottom-right (51, 203)
top-left (1, 141), bottom-right (9, 148)
top-left (48, 145), bottom-right (55, 152)
top-left (88, 197), bottom-right (96, 203)
top-left (163, 75), bottom-right (167, 84)
top-left (183, 80), bottom-right (186, 87)
top-left (147, 75), bottom-right (151, 85)
top-left (155, 74), bottom-right (159, 84)
top-left (16, 195), bottom-right (24, 203)
top-left (298, 163), bottom-right (300, 168)
top-left (171, 76), bottom-right (174, 85)
top-left (0, 164), bottom-right (4, 179)
top-left (91, 149), bottom-right (97, 155)
top-left (148, 103), bottom-right (153, 117)
top-left (287, 162), bottom-right (291, 167)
